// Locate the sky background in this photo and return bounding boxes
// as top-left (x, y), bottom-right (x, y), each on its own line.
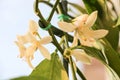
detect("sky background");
top-left (0, 0), bottom-right (82, 79)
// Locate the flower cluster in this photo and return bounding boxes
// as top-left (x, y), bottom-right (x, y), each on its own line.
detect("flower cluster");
top-left (58, 11), bottom-right (108, 64)
top-left (15, 20), bottom-right (52, 68)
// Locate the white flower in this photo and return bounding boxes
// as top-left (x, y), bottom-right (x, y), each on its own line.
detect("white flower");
top-left (17, 20), bottom-right (39, 44)
top-left (58, 11), bottom-right (108, 47)
top-left (29, 20), bottom-right (39, 35)
top-left (64, 48), bottom-right (91, 64)
top-left (15, 20), bottom-right (52, 68)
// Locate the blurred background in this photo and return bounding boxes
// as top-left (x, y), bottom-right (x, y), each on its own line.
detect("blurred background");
top-left (0, 0), bottom-right (112, 80)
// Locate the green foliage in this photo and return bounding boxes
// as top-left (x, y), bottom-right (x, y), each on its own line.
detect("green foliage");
top-left (115, 16), bottom-right (120, 29)
top-left (68, 2), bottom-right (86, 13)
top-left (80, 46), bottom-right (107, 64)
top-left (30, 53), bottom-right (68, 80)
top-left (14, 0), bottom-right (120, 79)
top-left (11, 53), bottom-right (68, 80)
top-left (82, 0), bottom-right (119, 50)
top-left (102, 39), bottom-right (120, 77)
top-left (11, 76), bottom-right (29, 80)
top-left (79, 39), bottom-right (120, 78)
top-left (105, 27), bottom-right (119, 50)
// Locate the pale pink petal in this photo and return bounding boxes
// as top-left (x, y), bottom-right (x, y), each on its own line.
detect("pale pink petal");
top-left (29, 20), bottom-right (38, 34)
top-left (39, 36), bottom-right (52, 44)
top-left (84, 11), bottom-right (98, 28)
top-left (58, 21), bottom-right (77, 32)
top-left (88, 29), bottom-right (108, 39)
top-left (15, 41), bottom-right (26, 58)
top-left (71, 49), bottom-right (91, 64)
top-left (38, 45), bottom-right (51, 60)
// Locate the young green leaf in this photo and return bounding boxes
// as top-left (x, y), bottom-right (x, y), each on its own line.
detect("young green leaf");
top-left (11, 76), bottom-right (29, 80)
top-left (29, 53), bottom-right (69, 80)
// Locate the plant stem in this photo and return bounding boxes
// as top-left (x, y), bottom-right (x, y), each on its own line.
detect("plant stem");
top-left (69, 57), bottom-right (77, 80)
top-left (77, 68), bottom-right (87, 80)
top-left (47, 0), bottom-right (63, 53)
top-left (47, 0), bottom-right (60, 22)
top-left (57, 1), bottom-right (70, 75)
top-left (35, 0), bottom-right (64, 54)
top-left (48, 29), bottom-right (64, 53)
top-left (34, 0), bottom-right (47, 25)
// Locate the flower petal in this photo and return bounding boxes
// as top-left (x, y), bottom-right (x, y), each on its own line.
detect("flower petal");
top-left (71, 32), bottom-right (78, 47)
top-left (26, 57), bottom-right (34, 69)
top-left (15, 41), bottom-right (26, 58)
top-left (73, 14), bottom-right (88, 27)
top-left (88, 29), bottom-right (108, 39)
top-left (26, 44), bottom-right (37, 60)
top-left (71, 49), bottom-right (91, 64)
top-left (79, 37), bottom-right (95, 47)
top-left (39, 36), bottom-right (52, 44)
top-left (38, 45), bottom-right (51, 60)
top-left (84, 11), bottom-right (98, 28)
top-left (58, 21), bottom-right (77, 32)
top-left (29, 20), bottom-right (38, 34)
top-left (17, 35), bottom-right (28, 44)
top-left (17, 32), bottom-right (36, 44)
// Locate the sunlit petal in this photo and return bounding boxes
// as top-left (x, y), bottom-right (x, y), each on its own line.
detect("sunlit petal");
top-left (39, 36), bottom-right (52, 44)
top-left (88, 29), bottom-right (108, 39)
top-left (17, 32), bottom-right (36, 44)
top-left (26, 57), bottom-right (34, 69)
top-left (79, 37), bottom-right (95, 47)
top-left (38, 45), bottom-right (51, 60)
top-left (29, 20), bottom-right (38, 34)
top-left (73, 14), bottom-right (88, 27)
top-left (26, 44), bottom-right (37, 60)
top-left (71, 49), bottom-right (91, 64)
top-left (84, 11), bottom-right (98, 28)
top-left (17, 35), bottom-right (28, 44)
top-left (71, 32), bottom-right (78, 47)
top-left (73, 14), bottom-right (88, 22)
top-left (15, 41), bottom-right (26, 58)
top-left (58, 21), bottom-right (77, 32)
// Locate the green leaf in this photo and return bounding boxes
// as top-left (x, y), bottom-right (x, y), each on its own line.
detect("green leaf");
top-left (80, 46), bottom-right (107, 63)
top-left (29, 53), bottom-right (69, 80)
top-left (79, 43), bottom-right (120, 78)
top-left (68, 2), bottom-right (86, 13)
top-left (114, 16), bottom-right (120, 27)
top-left (102, 39), bottom-right (120, 78)
top-left (11, 76), bottom-right (29, 80)
top-left (105, 27), bottom-right (119, 50)
top-left (82, 0), bottom-right (104, 15)
top-left (11, 76), bottom-right (39, 80)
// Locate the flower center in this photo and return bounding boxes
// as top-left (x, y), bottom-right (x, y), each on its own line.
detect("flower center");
top-left (63, 49), bottom-right (72, 58)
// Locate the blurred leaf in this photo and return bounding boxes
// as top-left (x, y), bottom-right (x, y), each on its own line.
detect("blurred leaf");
top-left (82, 0), bottom-right (104, 17)
top-left (79, 44), bottom-right (120, 78)
top-left (105, 27), bottom-right (119, 50)
top-left (11, 76), bottom-right (29, 80)
top-left (68, 2), bottom-right (86, 13)
top-left (80, 46), bottom-right (107, 64)
top-left (102, 39), bottom-right (120, 77)
top-left (114, 16), bottom-right (120, 27)
top-left (29, 53), bottom-right (69, 80)
top-left (11, 76), bottom-right (40, 80)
